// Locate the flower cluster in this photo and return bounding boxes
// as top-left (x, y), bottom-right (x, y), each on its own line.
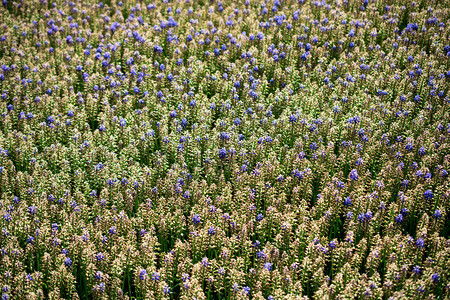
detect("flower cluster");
top-left (0, 0), bottom-right (449, 299)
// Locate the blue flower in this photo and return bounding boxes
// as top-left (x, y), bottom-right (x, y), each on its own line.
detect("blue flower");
top-left (208, 227), bottom-right (216, 236)
top-left (424, 190), bottom-right (433, 200)
top-left (415, 238), bottom-right (424, 248)
top-left (3, 213), bottom-right (11, 222)
top-left (432, 209), bottom-right (442, 220)
top-left (96, 252), bottom-right (105, 261)
top-left (344, 197), bottom-right (352, 206)
top-left (256, 250), bottom-right (265, 259)
top-left (28, 206), bottom-right (37, 214)
top-left (357, 213), bottom-right (365, 223)
top-left (219, 148), bottom-right (227, 159)
top-left (349, 169), bottom-right (358, 181)
top-left (139, 269), bottom-right (148, 280)
top-left (418, 146), bottom-right (426, 156)
top-left (193, 214), bottom-right (201, 224)
top-left (65, 257), bottom-right (72, 267)
top-left (151, 272), bottom-right (160, 282)
top-left (243, 286), bottom-right (251, 295)
top-left (163, 285), bottom-right (170, 295)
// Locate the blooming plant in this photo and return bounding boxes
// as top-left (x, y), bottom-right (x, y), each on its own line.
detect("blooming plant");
top-left (0, 0), bottom-right (449, 299)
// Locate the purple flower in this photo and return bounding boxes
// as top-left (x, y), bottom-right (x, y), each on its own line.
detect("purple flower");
top-left (96, 252), bottom-right (105, 261)
top-left (243, 286), bottom-right (250, 295)
top-left (140, 269), bottom-right (148, 280)
top-left (109, 226), bottom-right (116, 235)
top-left (65, 257), bottom-right (72, 267)
top-left (432, 209), bottom-right (442, 220)
top-left (418, 146), bottom-right (426, 156)
top-left (151, 272), bottom-right (160, 282)
top-left (395, 214), bottom-right (403, 224)
top-left (183, 190), bottom-right (191, 199)
top-left (28, 206), bottom-right (37, 214)
top-left (208, 227), bottom-right (216, 236)
top-left (432, 273), bottom-right (439, 283)
top-left (424, 190), bottom-right (433, 200)
top-left (163, 285), bottom-right (170, 295)
top-left (357, 213), bottom-right (365, 223)
top-left (201, 257), bottom-right (210, 267)
top-left (344, 197), bottom-right (352, 206)
top-left (415, 238), bottom-right (424, 249)
top-left (256, 250), bottom-right (265, 259)
top-left (193, 214), bottom-right (201, 224)
top-left (349, 169), bottom-right (358, 181)
top-left (3, 213), bottom-right (11, 222)
top-left (219, 148), bottom-right (227, 159)
top-left (264, 262), bottom-right (272, 271)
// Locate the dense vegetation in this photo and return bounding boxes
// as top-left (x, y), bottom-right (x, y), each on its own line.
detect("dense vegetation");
top-left (0, 0), bottom-right (449, 299)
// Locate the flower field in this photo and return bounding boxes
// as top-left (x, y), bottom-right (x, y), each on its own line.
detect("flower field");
top-left (0, 0), bottom-right (449, 298)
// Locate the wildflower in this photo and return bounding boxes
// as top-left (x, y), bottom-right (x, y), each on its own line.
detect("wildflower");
top-left (424, 190), bottom-right (433, 200)
top-left (243, 286), bottom-right (250, 295)
top-left (3, 213), bottom-right (11, 222)
top-left (432, 209), bottom-right (442, 220)
top-left (344, 197), bottom-right (352, 206)
top-left (329, 241), bottom-right (337, 249)
top-left (219, 148), bottom-right (227, 159)
top-left (200, 257), bottom-right (210, 267)
top-left (418, 146), bottom-right (426, 156)
top-left (349, 169), bottom-right (358, 181)
top-left (415, 238), bottom-right (425, 249)
top-left (140, 269), bottom-right (148, 280)
top-left (28, 206), bottom-right (37, 214)
top-left (163, 285), bottom-right (170, 295)
top-left (151, 272), bottom-right (160, 281)
top-left (232, 283), bottom-right (240, 292)
top-left (256, 250), bottom-right (265, 259)
top-left (65, 257), bottom-right (72, 267)
top-left (193, 214), bottom-right (201, 224)
top-left (96, 252), bottom-right (105, 261)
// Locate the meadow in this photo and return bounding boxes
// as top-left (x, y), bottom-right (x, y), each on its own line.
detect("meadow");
top-left (0, 0), bottom-right (449, 299)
